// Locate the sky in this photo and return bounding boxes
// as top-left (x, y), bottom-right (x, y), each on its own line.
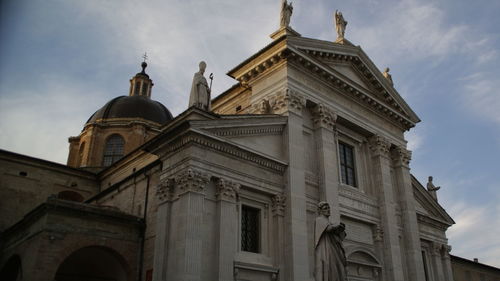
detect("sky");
top-left (1, 0), bottom-right (499, 267)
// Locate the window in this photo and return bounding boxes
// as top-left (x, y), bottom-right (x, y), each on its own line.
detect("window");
top-left (102, 134), bottom-right (125, 167)
top-left (339, 142), bottom-right (357, 187)
top-left (241, 205), bottom-right (260, 253)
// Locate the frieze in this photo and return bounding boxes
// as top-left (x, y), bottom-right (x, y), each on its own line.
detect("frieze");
top-left (216, 178), bottom-right (240, 202)
top-left (175, 168), bottom-right (210, 195)
top-left (206, 125), bottom-right (283, 138)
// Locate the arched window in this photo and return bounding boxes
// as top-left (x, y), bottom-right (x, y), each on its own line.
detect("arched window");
top-left (0, 255), bottom-right (22, 281)
top-left (102, 134), bottom-right (125, 167)
top-left (58, 190), bottom-right (84, 202)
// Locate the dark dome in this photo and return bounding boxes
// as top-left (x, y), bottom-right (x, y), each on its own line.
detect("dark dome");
top-left (86, 96), bottom-right (173, 125)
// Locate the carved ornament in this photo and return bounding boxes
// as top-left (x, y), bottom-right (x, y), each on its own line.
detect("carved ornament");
top-left (312, 103), bottom-right (337, 129)
top-left (272, 89), bottom-right (306, 114)
top-left (391, 146), bottom-right (412, 166)
top-left (368, 135), bottom-right (390, 157)
top-left (156, 178), bottom-right (175, 202)
top-left (271, 193), bottom-right (286, 216)
top-left (175, 168), bottom-right (210, 195)
top-left (216, 178), bottom-right (240, 202)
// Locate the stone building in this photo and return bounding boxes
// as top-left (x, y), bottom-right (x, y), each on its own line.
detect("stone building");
top-left (451, 256), bottom-right (500, 281)
top-left (1, 7), bottom-right (495, 281)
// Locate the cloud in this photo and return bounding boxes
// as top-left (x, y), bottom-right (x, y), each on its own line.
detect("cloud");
top-left (460, 73), bottom-right (500, 125)
top-left (349, 0), bottom-right (495, 67)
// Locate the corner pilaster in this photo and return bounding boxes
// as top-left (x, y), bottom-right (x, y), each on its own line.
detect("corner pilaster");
top-left (368, 135), bottom-right (404, 281)
top-left (312, 103), bottom-right (341, 223)
top-left (215, 178), bottom-right (240, 281)
top-left (392, 145), bottom-right (426, 281)
top-left (271, 193), bottom-right (286, 281)
top-left (442, 245), bottom-right (453, 281)
top-left (153, 178), bottom-right (175, 281)
top-left (430, 242), bottom-right (445, 281)
top-left (280, 89), bottom-right (310, 281)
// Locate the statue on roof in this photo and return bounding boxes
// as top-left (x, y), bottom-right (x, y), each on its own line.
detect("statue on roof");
top-left (382, 67), bottom-right (394, 85)
top-left (426, 176), bottom-right (441, 201)
top-left (189, 61), bottom-right (211, 111)
top-left (314, 201), bottom-right (347, 281)
top-left (334, 10), bottom-right (348, 41)
top-left (280, 0), bottom-right (293, 28)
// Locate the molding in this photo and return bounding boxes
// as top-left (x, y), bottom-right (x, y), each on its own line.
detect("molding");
top-left (205, 125), bottom-right (284, 138)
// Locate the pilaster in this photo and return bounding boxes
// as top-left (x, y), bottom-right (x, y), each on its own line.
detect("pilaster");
top-left (430, 242), bottom-right (445, 281)
top-left (153, 178), bottom-right (175, 281)
top-left (215, 178), bottom-right (240, 281)
top-left (280, 89), bottom-right (310, 281)
top-left (368, 135), bottom-right (404, 281)
top-left (271, 193), bottom-right (286, 281)
top-left (442, 245), bottom-right (453, 281)
top-left (392, 146), bottom-right (425, 281)
top-left (312, 103), bottom-right (341, 223)
top-left (167, 168), bottom-right (210, 281)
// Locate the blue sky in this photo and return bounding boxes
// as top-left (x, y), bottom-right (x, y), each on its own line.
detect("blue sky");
top-left (1, 0), bottom-right (499, 267)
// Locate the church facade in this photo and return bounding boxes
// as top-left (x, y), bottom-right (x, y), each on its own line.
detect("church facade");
top-left (0, 7), bottom-right (461, 281)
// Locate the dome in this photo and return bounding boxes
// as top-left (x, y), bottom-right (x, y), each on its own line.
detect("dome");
top-left (86, 95), bottom-right (173, 125)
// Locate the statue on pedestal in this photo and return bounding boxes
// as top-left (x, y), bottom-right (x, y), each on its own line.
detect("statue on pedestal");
top-left (189, 61), bottom-right (211, 111)
top-left (314, 201), bottom-right (347, 281)
top-left (383, 67), bottom-right (394, 85)
top-left (280, 0), bottom-right (293, 28)
top-left (334, 10), bottom-right (348, 41)
top-left (426, 176), bottom-right (441, 201)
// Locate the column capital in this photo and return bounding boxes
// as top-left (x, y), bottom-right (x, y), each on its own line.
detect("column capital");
top-left (175, 168), bottom-right (210, 195)
top-left (271, 193), bottom-right (286, 216)
top-left (391, 145), bottom-right (412, 167)
top-left (442, 244), bottom-right (452, 259)
top-left (272, 88), bottom-right (306, 115)
top-left (157, 178), bottom-right (176, 203)
top-left (368, 135), bottom-right (391, 157)
top-left (431, 242), bottom-right (443, 256)
top-left (312, 103), bottom-right (337, 130)
top-left (216, 178), bottom-right (240, 202)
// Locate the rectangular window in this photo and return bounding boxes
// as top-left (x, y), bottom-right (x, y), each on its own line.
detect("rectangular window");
top-left (339, 142), bottom-right (357, 187)
top-left (241, 205), bottom-right (260, 253)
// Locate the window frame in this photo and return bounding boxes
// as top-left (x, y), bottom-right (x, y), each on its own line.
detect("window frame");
top-left (240, 204), bottom-right (261, 253)
top-left (338, 141), bottom-right (357, 187)
top-left (102, 134), bottom-right (125, 167)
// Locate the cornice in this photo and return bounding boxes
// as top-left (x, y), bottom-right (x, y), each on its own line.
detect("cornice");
top-left (204, 125), bottom-right (284, 138)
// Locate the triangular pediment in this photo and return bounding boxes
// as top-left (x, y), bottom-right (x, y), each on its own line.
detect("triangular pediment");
top-left (411, 175), bottom-right (454, 226)
top-left (285, 36), bottom-right (420, 126)
top-left (226, 35), bottom-right (420, 130)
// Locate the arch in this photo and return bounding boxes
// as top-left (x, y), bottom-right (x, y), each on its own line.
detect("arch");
top-left (345, 247), bottom-right (382, 280)
top-left (57, 190), bottom-right (84, 202)
top-left (0, 255), bottom-right (22, 281)
top-left (102, 134), bottom-right (125, 167)
top-left (54, 246), bottom-right (131, 281)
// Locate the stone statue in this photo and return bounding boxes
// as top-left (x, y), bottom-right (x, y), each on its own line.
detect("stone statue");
top-left (426, 176), bottom-right (441, 201)
top-left (382, 67), bottom-right (394, 85)
top-left (189, 61), bottom-right (211, 111)
top-left (314, 201), bottom-right (347, 281)
top-left (280, 0), bottom-right (293, 28)
top-left (334, 10), bottom-right (348, 41)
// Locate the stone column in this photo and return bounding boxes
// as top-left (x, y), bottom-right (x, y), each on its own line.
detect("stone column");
top-left (167, 168), bottom-right (210, 281)
top-left (442, 245), bottom-right (453, 281)
top-left (368, 135), bottom-right (404, 281)
top-left (430, 242), bottom-right (445, 281)
top-left (312, 103), bottom-right (341, 223)
top-left (215, 178), bottom-right (240, 281)
top-left (272, 193), bottom-right (286, 281)
top-left (392, 146), bottom-right (426, 281)
top-left (276, 89), bottom-right (310, 281)
top-left (153, 178), bottom-right (175, 281)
